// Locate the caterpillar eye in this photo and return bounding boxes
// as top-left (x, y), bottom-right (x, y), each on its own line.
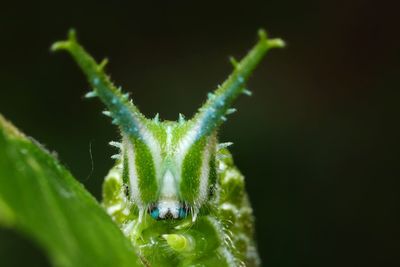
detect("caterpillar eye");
top-left (148, 203), bottom-right (189, 220)
top-left (178, 206), bottom-right (189, 219)
top-left (149, 206), bottom-right (160, 220)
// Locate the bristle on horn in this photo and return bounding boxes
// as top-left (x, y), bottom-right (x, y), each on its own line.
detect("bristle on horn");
top-left (51, 29), bottom-right (148, 139)
top-left (189, 29), bottom-right (285, 140)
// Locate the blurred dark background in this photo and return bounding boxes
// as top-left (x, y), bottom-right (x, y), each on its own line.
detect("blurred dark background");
top-left (0, 0), bottom-right (399, 266)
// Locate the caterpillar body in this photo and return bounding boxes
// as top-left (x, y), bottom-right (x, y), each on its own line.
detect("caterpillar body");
top-left (52, 29), bottom-right (284, 267)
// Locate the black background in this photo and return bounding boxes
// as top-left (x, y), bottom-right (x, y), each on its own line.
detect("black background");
top-left (0, 1), bottom-right (399, 266)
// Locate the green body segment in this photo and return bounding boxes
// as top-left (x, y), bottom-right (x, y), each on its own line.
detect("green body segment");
top-left (52, 29), bottom-right (284, 266)
top-left (103, 149), bottom-right (260, 266)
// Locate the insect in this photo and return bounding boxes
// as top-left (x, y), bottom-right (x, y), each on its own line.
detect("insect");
top-left (52, 29), bottom-right (284, 267)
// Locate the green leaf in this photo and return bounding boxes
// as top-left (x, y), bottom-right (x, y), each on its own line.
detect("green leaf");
top-left (0, 115), bottom-right (142, 267)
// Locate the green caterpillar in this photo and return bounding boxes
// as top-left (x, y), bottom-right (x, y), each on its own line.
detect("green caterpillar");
top-left (52, 29), bottom-right (284, 267)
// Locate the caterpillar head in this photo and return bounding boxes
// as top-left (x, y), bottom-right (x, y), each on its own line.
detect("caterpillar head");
top-left (119, 117), bottom-right (218, 221)
top-left (52, 29), bottom-right (284, 221)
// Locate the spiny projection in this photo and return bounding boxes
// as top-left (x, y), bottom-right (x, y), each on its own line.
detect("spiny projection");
top-left (52, 29), bottom-right (284, 267)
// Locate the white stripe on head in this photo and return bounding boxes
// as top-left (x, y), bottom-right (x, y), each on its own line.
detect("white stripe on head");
top-left (160, 170), bottom-right (178, 198)
top-left (124, 135), bottom-right (142, 207)
top-left (175, 122), bottom-right (201, 165)
top-left (196, 138), bottom-right (213, 207)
